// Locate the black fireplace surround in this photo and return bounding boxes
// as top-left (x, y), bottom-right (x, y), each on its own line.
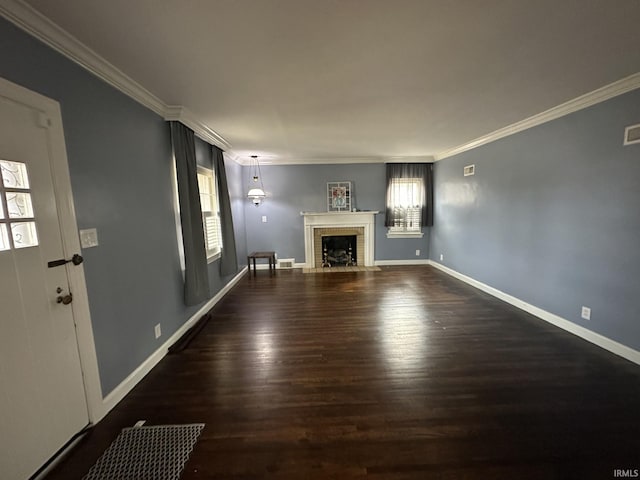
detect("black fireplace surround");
top-left (321, 235), bottom-right (357, 267)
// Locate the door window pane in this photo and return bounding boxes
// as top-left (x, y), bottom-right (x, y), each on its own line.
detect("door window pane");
top-left (0, 160), bottom-right (39, 249)
top-left (0, 160), bottom-right (30, 189)
top-left (11, 221), bottom-right (38, 248)
top-left (6, 192), bottom-right (34, 218)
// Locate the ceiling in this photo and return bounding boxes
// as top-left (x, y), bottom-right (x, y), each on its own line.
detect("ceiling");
top-left (17, 0), bottom-right (640, 163)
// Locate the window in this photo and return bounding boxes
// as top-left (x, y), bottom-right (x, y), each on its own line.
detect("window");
top-left (197, 166), bottom-right (222, 260)
top-left (387, 177), bottom-right (423, 236)
top-left (0, 160), bottom-right (39, 251)
top-left (384, 163), bottom-right (433, 238)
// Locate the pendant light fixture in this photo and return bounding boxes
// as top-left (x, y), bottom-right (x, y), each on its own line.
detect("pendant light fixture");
top-left (247, 155), bottom-right (266, 206)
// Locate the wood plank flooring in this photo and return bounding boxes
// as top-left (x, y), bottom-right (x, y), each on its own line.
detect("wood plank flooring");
top-left (302, 266), bottom-right (382, 273)
top-left (45, 266), bottom-right (640, 479)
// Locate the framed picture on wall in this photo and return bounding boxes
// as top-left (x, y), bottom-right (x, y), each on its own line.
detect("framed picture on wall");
top-left (327, 181), bottom-right (352, 212)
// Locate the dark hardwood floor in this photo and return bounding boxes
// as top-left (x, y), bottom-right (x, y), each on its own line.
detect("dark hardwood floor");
top-left (45, 266), bottom-right (640, 479)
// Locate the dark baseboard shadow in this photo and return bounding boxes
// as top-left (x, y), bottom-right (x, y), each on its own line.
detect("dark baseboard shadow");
top-left (168, 312), bottom-right (211, 354)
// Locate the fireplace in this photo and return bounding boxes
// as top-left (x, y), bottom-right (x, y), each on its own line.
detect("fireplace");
top-left (302, 211), bottom-right (378, 268)
top-left (314, 227), bottom-right (364, 266)
top-left (321, 234), bottom-right (357, 267)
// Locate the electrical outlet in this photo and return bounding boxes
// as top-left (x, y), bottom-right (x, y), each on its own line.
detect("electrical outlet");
top-left (581, 306), bottom-right (591, 321)
top-left (415, 249), bottom-right (420, 256)
top-left (261, 215), bottom-right (267, 223)
top-left (154, 323), bottom-right (162, 339)
top-left (440, 254), bottom-right (444, 261)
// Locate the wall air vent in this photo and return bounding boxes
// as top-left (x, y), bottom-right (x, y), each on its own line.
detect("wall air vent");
top-left (624, 124), bottom-right (640, 145)
top-left (278, 258), bottom-right (295, 269)
top-left (463, 164), bottom-right (475, 176)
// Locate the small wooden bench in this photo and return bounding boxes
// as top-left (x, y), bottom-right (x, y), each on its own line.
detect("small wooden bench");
top-left (247, 251), bottom-right (276, 276)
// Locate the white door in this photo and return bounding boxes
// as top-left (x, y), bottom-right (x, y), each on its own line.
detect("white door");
top-left (0, 81), bottom-right (90, 479)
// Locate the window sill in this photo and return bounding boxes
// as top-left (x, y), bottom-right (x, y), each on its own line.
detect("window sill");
top-left (386, 231), bottom-right (424, 239)
top-left (207, 251), bottom-right (222, 263)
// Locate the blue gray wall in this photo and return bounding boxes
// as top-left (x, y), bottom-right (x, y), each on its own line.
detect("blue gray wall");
top-left (225, 155), bottom-right (249, 268)
top-left (243, 164), bottom-right (429, 262)
top-left (0, 18), bottom-right (247, 395)
top-left (430, 88), bottom-right (640, 351)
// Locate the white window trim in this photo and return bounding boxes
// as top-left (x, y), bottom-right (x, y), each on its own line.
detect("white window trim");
top-left (386, 231), bottom-right (425, 239)
top-left (197, 165), bottom-right (222, 263)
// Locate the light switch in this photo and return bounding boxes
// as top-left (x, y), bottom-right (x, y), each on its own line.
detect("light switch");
top-left (261, 216), bottom-right (267, 223)
top-left (80, 228), bottom-right (99, 248)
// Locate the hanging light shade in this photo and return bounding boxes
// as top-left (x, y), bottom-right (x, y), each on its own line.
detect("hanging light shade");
top-left (247, 187), bottom-right (265, 205)
top-left (247, 155), bottom-right (266, 206)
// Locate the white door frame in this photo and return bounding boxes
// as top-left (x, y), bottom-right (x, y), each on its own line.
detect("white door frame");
top-left (0, 76), bottom-right (104, 422)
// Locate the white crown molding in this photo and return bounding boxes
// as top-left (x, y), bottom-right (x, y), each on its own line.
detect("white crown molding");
top-left (0, 0), bottom-right (166, 116)
top-left (434, 72), bottom-right (640, 161)
top-left (0, 0), bottom-right (231, 150)
top-left (222, 150), bottom-right (243, 165)
top-left (234, 155), bottom-right (436, 166)
top-left (164, 106), bottom-right (231, 151)
top-left (3, 0), bottom-right (638, 165)
top-left (253, 157), bottom-right (386, 166)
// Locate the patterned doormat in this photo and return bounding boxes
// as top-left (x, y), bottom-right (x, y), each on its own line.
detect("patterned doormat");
top-left (83, 424), bottom-right (204, 480)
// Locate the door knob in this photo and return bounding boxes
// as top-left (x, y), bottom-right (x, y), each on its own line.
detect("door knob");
top-left (56, 293), bottom-right (73, 305)
top-left (48, 254), bottom-right (84, 268)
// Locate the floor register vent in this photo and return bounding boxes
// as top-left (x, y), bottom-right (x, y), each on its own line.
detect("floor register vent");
top-left (278, 258), bottom-right (295, 269)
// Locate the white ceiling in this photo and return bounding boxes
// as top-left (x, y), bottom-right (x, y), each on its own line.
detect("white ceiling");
top-left (18, 0), bottom-right (640, 163)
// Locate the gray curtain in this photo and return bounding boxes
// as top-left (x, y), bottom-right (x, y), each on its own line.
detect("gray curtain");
top-left (384, 163), bottom-right (434, 227)
top-left (170, 121), bottom-right (210, 305)
top-left (212, 145), bottom-right (238, 276)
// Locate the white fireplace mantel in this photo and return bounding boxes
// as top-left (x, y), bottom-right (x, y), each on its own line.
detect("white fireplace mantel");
top-left (302, 211), bottom-right (379, 267)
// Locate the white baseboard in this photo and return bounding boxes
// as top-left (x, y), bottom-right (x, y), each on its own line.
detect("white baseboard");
top-left (251, 263), bottom-right (283, 270)
top-left (255, 261), bottom-right (427, 269)
top-left (374, 259), bottom-right (430, 266)
top-left (100, 266), bottom-right (248, 417)
top-left (428, 260), bottom-right (640, 366)
top-left (251, 262), bottom-right (306, 270)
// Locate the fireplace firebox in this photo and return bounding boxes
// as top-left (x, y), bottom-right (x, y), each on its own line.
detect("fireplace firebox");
top-left (321, 235), bottom-right (357, 267)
